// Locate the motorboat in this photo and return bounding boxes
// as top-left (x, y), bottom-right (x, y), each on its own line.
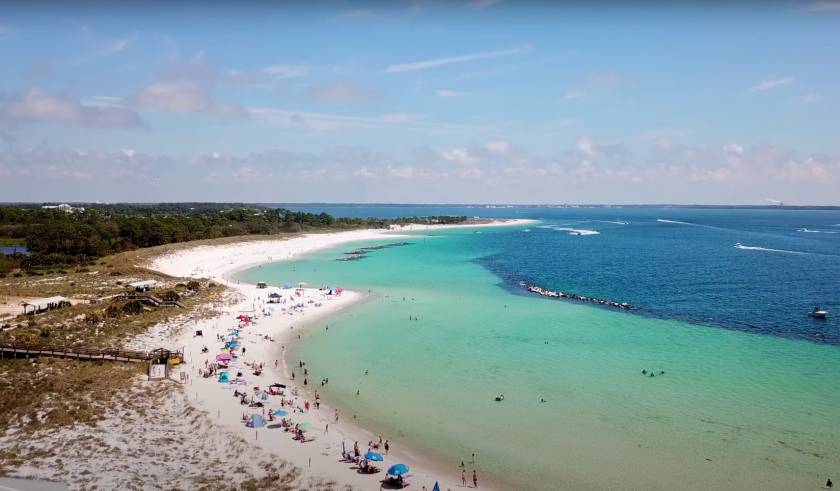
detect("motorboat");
top-left (809, 306), bottom-right (828, 319)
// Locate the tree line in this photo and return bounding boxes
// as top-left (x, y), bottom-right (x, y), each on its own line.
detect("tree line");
top-left (0, 204), bottom-right (467, 272)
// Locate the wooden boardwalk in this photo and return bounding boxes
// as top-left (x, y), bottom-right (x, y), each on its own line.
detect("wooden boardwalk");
top-left (0, 343), bottom-right (151, 363)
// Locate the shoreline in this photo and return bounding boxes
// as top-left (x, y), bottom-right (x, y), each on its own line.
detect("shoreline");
top-left (148, 220), bottom-right (530, 490)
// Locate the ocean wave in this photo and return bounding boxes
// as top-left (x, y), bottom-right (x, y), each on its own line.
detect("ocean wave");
top-left (656, 218), bottom-right (696, 226)
top-left (734, 243), bottom-right (805, 254)
top-left (797, 228), bottom-right (839, 234)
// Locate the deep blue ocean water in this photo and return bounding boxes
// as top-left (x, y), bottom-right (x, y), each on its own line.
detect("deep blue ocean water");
top-left (276, 205), bottom-right (840, 345)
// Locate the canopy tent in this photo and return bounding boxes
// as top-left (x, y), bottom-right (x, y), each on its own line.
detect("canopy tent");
top-left (247, 414), bottom-right (266, 428)
top-left (268, 292), bottom-right (282, 298)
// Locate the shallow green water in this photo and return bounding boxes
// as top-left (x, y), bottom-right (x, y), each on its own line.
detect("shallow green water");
top-left (239, 228), bottom-right (840, 490)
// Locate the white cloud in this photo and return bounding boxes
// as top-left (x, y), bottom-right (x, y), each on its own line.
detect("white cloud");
top-left (0, 88), bottom-right (143, 128)
top-left (305, 83), bottom-right (380, 104)
top-left (261, 64), bottom-right (307, 79)
top-left (563, 90), bottom-right (585, 100)
top-left (576, 137), bottom-right (599, 158)
top-left (249, 106), bottom-right (495, 132)
top-left (749, 76), bottom-right (794, 92)
top-left (485, 139), bottom-right (511, 154)
top-left (0, 24), bottom-right (16, 40)
top-left (130, 82), bottom-right (247, 118)
top-left (799, 93), bottom-right (823, 103)
top-left (99, 36), bottom-right (134, 56)
top-left (442, 147), bottom-right (478, 165)
top-left (803, 1), bottom-right (840, 11)
top-left (468, 0), bottom-right (502, 9)
top-left (386, 45), bottom-right (530, 73)
top-left (437, 89), bottom-right (462, 97)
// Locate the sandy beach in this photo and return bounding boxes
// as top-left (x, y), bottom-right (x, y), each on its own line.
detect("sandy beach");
top-left (148, 222), bottom-right (530, 490)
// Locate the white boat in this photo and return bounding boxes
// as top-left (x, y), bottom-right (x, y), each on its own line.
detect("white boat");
top-left (809, 306), bottom-right (828, 319)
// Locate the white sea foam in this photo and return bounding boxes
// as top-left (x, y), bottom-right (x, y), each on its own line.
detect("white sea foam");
top-left (550, 227), bottom-right (600, 236)
top-left (734, 243), bottom-right (804, 254)
top-left (797, 228), bottom-right (839, 234)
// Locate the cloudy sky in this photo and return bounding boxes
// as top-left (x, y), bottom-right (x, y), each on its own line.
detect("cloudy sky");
top-left (1, 1), bottom-right (839, 204)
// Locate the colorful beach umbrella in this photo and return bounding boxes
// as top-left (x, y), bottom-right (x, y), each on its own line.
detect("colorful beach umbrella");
top-left (364, 451), bottom-right (384, 461)
top-left (387, 464), bottom-right (409, 476)
top-left (216, 353), bottom-right (232, 361)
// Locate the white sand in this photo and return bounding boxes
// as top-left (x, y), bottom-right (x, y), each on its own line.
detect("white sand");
top-left (148, 223), bottom-right (529, 491)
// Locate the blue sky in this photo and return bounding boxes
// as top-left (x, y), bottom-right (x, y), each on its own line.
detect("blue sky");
top-left (1, 1), bottom-right (840, 204)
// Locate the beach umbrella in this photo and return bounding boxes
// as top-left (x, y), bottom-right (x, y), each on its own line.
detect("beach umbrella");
top-left (272, 409), bottom-right (288, 417)
top-left (296, 422), bottom-right (313, 431)
top-left (387, 464), bottom-right (409, 476)
top-left (433, 482), bottom-right (441, 491)
top-left (247, 414), bottom-right (266, 428)
top-left (364, 451), bottom-right (384, 462)
top-left (216, 353), bottom-right (232, 361)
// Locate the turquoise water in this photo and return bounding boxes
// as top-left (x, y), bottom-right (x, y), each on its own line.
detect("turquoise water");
top-left (239, 226), bottom-right (840, 490)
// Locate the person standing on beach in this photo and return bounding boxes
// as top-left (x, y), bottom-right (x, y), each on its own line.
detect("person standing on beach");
top-left (384, 439), bottom-right (390, 454)
top-left (461, 469), bottom-right (466, 487)
top-left (335, 409), bottom-right (339, 423)
top-left (472, 469), bottom-right (478, 488)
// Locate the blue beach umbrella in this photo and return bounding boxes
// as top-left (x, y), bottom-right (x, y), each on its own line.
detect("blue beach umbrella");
top-left (432, 482), bottom-right (441, 491)
top-left (247, 414), bottom-right (266, 428)
top-left (364, 451), bottom-right (384, 461)
top-left (387, 464), bottom-right (409, 476)
top-left (272, 409), bottom-right (288, 417)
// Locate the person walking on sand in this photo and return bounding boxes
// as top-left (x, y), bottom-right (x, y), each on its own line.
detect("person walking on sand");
top-left (384, 439), bottom-right (390, 454)
top-left (472, 469), bottom-right (478, 488)
top-left (461, 469), bottom-right (467, 487)
top-left (335, 409), bottom-right (339, 423)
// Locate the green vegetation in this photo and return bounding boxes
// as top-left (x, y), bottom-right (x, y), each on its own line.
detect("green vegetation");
top-left (0, 203), bottom-right (467, 272)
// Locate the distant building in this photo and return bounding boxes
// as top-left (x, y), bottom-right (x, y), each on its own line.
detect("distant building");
top-left (41, 203), bottom-right (85, 213)
top-left (128, 280), bottom-right (158, 292)
top-left (21, 296), bottom-right (70, 315)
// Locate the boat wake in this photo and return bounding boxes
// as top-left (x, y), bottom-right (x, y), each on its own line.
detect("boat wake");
top-left (734, 243), bottom-right (805, 254)
top-left (540, 225), bottom-right (600, 236)
top-left (797, 228), bottom-right (839, 234)
top-left (594, 220), bottom-right (628, 225)
top-left (656, 218), bottom-right (695, 226)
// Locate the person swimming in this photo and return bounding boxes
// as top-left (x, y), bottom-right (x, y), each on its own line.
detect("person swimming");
top-left (494, 394), bottom-right (505, 402)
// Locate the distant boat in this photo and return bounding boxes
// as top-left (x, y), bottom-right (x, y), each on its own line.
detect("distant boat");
top-left (735, 242), bottom-right (744, 249)
top-left (809, 306), bottom-right (828, 319)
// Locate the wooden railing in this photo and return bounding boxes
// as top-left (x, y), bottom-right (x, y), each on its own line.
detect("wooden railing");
top-left (0, 343), bottom-right (152, 362)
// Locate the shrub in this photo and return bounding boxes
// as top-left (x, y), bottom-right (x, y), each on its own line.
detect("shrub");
top-left (161, 290), bottom-right (180, 302)
top-left (186, 280), bottom-right (201, 291)
top-left (105, 305), bottom-right (120, 318)
top-left (109, 271), bottom-right (122, 276)
top-left (121, 300), bottom-right (143, 315)
top-left (39, 328), bottom-right (50, 338)
top-left (84, 312), bottom-right (103, 324)
top-left (75, 268), bottom-right (90, 273)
